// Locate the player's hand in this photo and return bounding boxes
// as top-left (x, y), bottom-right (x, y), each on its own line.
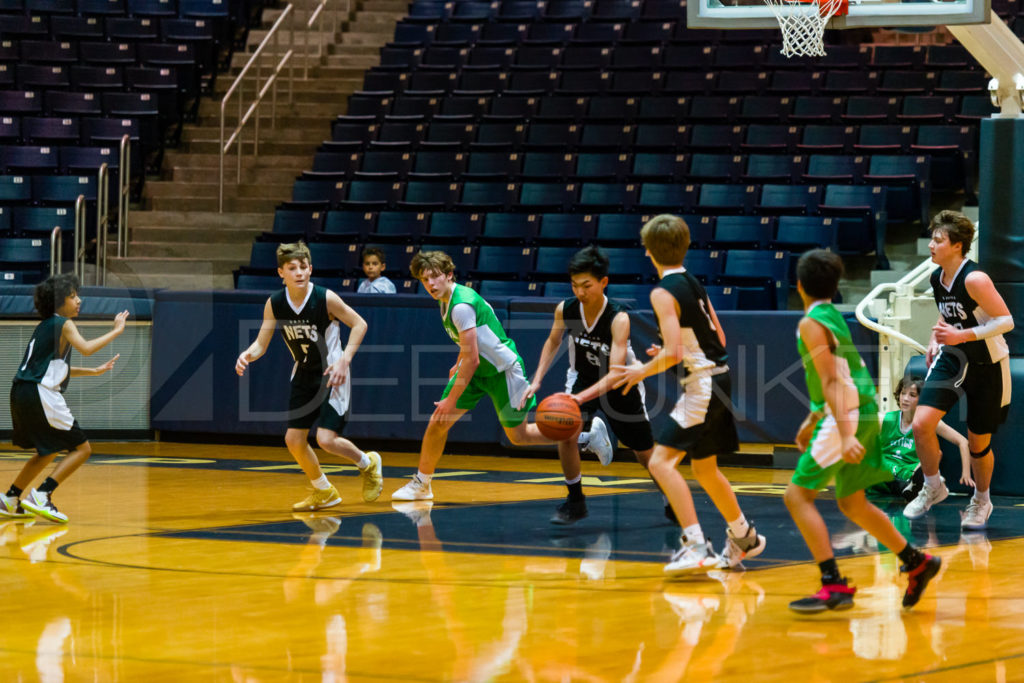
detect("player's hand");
top-left (840, 435), bottom-right (865, 464)
top-left (960, 468), bottom-right (976, 488)
top-left (611, 361), bottom-right (645, 395)
top-left (925, 340), bottom-right (939, 366)
top-left (646, 344), bottom-right (662, 357)
top-left (324, 356), bottom-right (349, 387)
top-left (932, 321), bottom-right (965, 346)
top-left (518, 381), bottom-right (540, 410)
top-left (95, 353), bottom-right (120, 375)
top-left (112, 310), bottom-right (129, 333)
top-left (235, 351), bottom-right (253, 376)
top-left (432, 396), bottom-right (459, 423)
top-left (795, 411), bottom-right (822, 451)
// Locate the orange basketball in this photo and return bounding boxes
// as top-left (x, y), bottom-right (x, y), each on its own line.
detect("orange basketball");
top-left (536, 393), bottom-right (582, 441)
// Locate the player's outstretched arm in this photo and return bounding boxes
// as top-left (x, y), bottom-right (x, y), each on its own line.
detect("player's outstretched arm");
top-left (519, 302), bottom-right (566, 409)
top-left (799, 316), bottom-right (863, 464)
top-left (236, 299), bottom-right (275, 376)
top-left (70, 353), bottom-right (120, 377)
top-left (62, 310), bottom-right (128, 357)
top-left (613, 288), bottom-right (682, 394)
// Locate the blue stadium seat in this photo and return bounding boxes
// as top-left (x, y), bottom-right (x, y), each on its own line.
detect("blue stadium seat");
top-left (819, 184), bottom-right (889, 264)
top-left (481, 212), bottom-right (539, 244)
top-left (709, 215), bottom-right (774, 250)
top-left (537, 213), bottom-right (594, 245)
top-left (717, 249), bottom-right (790, 310)
top-left (427, 211), bottom-right (483, 243)
top-left (473, 244), bottom-right (535, 279)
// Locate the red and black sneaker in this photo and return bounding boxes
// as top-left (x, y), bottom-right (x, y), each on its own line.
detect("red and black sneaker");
top-left (902, 554), bottom-right (941, 608)
top-left (789, 579), bottom-right (856, 614)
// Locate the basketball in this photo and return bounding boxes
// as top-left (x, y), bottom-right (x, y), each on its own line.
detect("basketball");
top-left (535, 393), bottom-right (583, 441)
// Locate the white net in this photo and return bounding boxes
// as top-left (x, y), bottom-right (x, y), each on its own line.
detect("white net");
top-left (763, 0), bottom-right (846, 58)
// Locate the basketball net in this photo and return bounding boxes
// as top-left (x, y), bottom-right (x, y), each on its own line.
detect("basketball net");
top-left (764, 0), bottom-right (848, 58)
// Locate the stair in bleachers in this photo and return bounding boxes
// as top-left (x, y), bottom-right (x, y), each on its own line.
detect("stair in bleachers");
top-left (105, 0), bottom-right (403, 289)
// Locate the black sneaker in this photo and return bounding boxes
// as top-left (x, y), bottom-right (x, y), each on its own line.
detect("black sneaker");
top-left (789, 579), bottom-right (856, 614)
top-left (902, 554), bottom-right (941, 608)
top-left (551, 498), bottom-right (588, 525)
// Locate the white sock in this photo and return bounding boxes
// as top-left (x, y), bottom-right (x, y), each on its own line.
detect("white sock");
top-left (311, 474), bottom-right (331, 491)
top-left (682, 524), bottom-right (705, 546)
top-left (565, 473), bottom-right (582, 485)
top-left (974, 488), bottom-right (991, 505)
top-left (728, 514), bottom-right (750, 539)
top-left (924, 473), bottom-right (942, 489)
top-left (355, 452), bottom-right (370, 470)
top-left (416, 471), bottom-right (432, 485)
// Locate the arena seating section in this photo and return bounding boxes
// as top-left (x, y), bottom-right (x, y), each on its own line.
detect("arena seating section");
top-left (0, 0), bottom-right (258, 284)
top-left (233, 0), bottom-right (1020, 309)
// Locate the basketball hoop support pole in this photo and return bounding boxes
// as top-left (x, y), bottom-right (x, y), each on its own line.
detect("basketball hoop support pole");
top-left (948, 20), bottom-right (1024, 117)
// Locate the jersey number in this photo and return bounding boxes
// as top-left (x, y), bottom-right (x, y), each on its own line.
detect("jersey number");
top-left (585, 350), bottom-right (601, 367)
top-left (20, 339), bottom-right (35, 371)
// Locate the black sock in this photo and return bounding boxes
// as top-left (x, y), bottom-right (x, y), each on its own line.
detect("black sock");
top-left (566, 480), bottom-right (584, 502)
top-left (819, 558), bottom-right (842, 584)
top-left (897, 543), bottom-right (925, 570)
top-left (6, 485), bottom-right (22, 498)
top-left (37, 477), bottom-right (59, 495)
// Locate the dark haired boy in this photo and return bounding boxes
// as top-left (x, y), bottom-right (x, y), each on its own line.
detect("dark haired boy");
top-left (784, 249), bottom-right (939, 613)
top-left (904, 210), bottom-right (1013, 530)
top-left (236, 241), bottom-right (384, 511)
top-left (519, 245), bottom-right (656, 524)
top-left (1, 274), bottom-right (126, 523)
top-left (357, 247), bottom-right (396, 294)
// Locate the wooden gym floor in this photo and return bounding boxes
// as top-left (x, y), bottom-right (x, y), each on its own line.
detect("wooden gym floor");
top-left (2, 440), bottom-right (1023, 682)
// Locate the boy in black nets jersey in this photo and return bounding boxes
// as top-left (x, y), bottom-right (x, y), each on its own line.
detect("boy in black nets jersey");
top-left (519, 245), bottom-right (657, 524)
top-left (614, 215), bottom-right (765, 575)
top-left (903, 211), bottom-right (1013, 530)
top-left (236, 242), bottom-right (383, 512)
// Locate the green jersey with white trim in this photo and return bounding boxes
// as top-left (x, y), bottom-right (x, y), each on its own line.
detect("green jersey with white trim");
top-left (797, 302), bottom-right (876, 413)
top-left (440, 284), bottom-right (520, 378)
top-left (879, 410), bottom-right (919, 466)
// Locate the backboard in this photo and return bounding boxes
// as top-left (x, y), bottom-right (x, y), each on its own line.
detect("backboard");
top-left (687, 0), bottom-right (991, 29)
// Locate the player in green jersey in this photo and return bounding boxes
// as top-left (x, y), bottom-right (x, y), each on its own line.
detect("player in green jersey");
top-left (785, 250), bottom-right (940, 613)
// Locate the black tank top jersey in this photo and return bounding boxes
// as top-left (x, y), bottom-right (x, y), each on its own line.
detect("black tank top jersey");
top-left (13, 315), bottom-right (71, 390)
top-left (657, 270), bottom-right (728, 375)
top-left (270, 285), bottom-right (333, 375)
top-left (561, 297), bottom-right (634, 389)
top-left (930, 259), bottom-right (1009, 365)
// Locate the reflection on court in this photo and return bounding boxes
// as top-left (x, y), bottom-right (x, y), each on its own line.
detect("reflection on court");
top-left (2, 442), bottom-right (1024, 681)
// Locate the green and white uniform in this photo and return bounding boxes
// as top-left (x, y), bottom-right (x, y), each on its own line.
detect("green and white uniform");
top-left (877, 410), bottom-right (921, 480)
top-left (791, 301), bottom-right (891, 498)
top-left (439, 283), bottom-right (535, 427)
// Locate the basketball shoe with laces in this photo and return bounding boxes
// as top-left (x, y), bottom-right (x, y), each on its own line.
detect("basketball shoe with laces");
top-left (0, 492), bottom-right (32, 519)
top-left (719, 525), bottom-right (766, 569)
top-left (960, 498), bottom-right (993, 531)
top-left (664, 541), bottom-right (722, 576)
top-left (360, 451), bottom-right (384, 502)
top-left (903, 478), bottom-right (948, 519)
top-left (292, 485), bottom-right (341, 512)
top-left (391, 474), bottom-right (434, 501)
top-left (579, 416), bottom-right (613, 466)
top-left (902, 554), bottom-right (941, 608)
top-left (20, 489), bottom-right (68, 523)
top-left (789, 579), bottom-right (856, 613)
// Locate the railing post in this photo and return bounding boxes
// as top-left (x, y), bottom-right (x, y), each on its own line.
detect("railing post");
top-left (118, 134), bottom-right (129, 260)
top-left (97, 162), bottom-right (108, 286)
top-left (50, 226), bottom-right (61, 276)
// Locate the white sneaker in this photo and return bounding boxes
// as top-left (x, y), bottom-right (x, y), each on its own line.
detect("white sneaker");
top-left (903, 479), bottom-right (948, 519)
top-left (719, 526), bottom-right (766, 569)
top-left (391, 475), bottom-right (433, 501)
top-left (961, 498), bottom-right (993, 531)
top-left (20, 489), bottom-right (68, 523)
top-left (360, 451), bottom-right (384, 502)
top-left (580, 416), bottom-right (613, 466)
top-left (664, 542), bottom-right (722, 576)
top-left (0, 492), bottom-right (32, 519)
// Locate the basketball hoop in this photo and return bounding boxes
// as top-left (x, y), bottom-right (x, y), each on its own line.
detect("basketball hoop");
top-left (764, 0), bottom-right (848, 58)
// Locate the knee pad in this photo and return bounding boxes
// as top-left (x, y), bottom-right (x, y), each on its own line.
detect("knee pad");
top-left (970, 445), bottom-right (992, 459)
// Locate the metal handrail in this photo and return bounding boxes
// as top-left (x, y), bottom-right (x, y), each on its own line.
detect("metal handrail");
top-left (49, 226), bottom-right (61, 276)
top-left (854, 259), bottom-right (932, 355)
top-left (97, 162), bottom-right (108, 286)
top-left (117, 135), bottom-right (130, 260)
top-left (73, 194), bottom-right (85, 280)
top-left (219, 4), bottom-right (296, 212)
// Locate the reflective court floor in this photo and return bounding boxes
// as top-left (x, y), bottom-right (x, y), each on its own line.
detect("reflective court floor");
top-left (2, 442), bottom-right (1023, 682)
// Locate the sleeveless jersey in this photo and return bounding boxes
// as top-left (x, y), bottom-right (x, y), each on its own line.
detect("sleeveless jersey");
top-left (930, 259), bottom-right (1009, 365)
top-left (269, 285), bottom-right (340, 377)
top-left (561, 296), bottom-right (639, 390)
top-left (656, 270), bottom-right (727, 379)
top-left (441, 284), bottom-right (520, 377)
top-left (879, 410), bottom-right (918, 466)
top-left (14, 316), bottom-right (71, 392)
top-left (797, 302), bottom-right (876, 413)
